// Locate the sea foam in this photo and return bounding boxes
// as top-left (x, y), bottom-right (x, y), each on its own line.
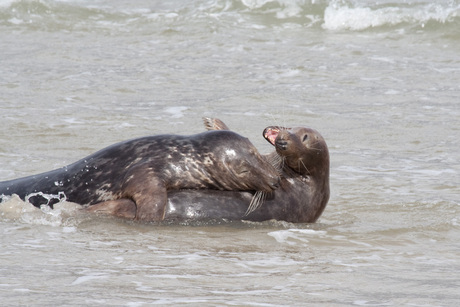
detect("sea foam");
top-left (323, 2), bottom-right (460, 31)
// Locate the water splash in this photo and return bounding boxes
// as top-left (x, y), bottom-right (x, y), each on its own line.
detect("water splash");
top-left (0, 194), bottom-right (81, 226)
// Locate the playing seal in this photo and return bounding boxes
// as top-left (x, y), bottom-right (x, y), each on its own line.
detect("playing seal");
top-left (163, 118), bottom-right (330, 223)
top-left (91, 118), bottom-right (331, 223)
top-left (0, 129), bottom-right (280, 221)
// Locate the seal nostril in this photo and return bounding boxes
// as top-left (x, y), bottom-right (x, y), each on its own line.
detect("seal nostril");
top-left (275, 139), bottom-right (288, 151)
top-left (271, 177), bottom-right (281, 189)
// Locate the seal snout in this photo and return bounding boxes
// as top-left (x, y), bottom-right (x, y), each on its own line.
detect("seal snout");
top-left (263, 126), bottom-right (292, 152)
top-left (263, 126), bottom-right (286, 146)
top-left (260, 175), bottom-right (280, 193)
top-left (275, 138), bottom-right (288, 151)
top-left (270, 177), bottom-right (281, 190)
top-left (275, 130), bottom-right (291, 152)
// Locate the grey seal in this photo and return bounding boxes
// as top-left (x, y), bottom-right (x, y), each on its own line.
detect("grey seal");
top-left (0, 128), bottom-right (280, 221)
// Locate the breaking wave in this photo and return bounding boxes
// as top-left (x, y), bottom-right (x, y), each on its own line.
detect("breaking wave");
top-left (0, 0), bottom-right (458, 32)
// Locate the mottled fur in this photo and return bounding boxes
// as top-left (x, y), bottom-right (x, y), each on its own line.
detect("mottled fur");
top-left (164, 119), bottom-right (330, 223)
top-left (0, 130), bottom-right (279, 221)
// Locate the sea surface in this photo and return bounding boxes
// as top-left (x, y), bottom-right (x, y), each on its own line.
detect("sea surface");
top-left (1, 0), bottom-right (459, 305)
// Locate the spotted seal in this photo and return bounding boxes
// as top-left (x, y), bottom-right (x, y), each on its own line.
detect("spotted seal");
top-left (0, 129), bottom-right (280, 221)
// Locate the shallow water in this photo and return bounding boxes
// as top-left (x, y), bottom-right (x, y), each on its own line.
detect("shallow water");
top-left (1, 0), bottom-right (460, 305)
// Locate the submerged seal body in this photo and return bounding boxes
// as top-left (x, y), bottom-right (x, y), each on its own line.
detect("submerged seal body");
top-left (0, 130), bottom-right (280, 221)
top-left (164, 119), bottom-right (330, 223)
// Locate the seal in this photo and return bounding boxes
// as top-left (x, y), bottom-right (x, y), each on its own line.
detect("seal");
top-left (0, 129), bottom-right (280, 221)
top-left (90, 118), bottom-right (330, 223)
top-left (164, 119), bottom-right (330, 223)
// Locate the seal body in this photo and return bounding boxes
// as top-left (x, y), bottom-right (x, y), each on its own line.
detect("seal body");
top-left (0, 130), bottom-right (280, 221)
top-left (164, 120), bottom-right (330, 223)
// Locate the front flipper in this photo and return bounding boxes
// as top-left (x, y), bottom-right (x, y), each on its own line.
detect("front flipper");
top-left (202, 117), bottom-right (230, 131)
top-left (87, 199), bottom-right (136, 219)
top-left (122, 164), bottom-right (168, 221)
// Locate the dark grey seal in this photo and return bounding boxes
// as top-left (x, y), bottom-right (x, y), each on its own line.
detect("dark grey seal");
top-left (164, 119), bottom-right (330, 223)
top-left (0, 129), bottom-right (280, 221)
top-left (88, 118), bottom-right (330, 223)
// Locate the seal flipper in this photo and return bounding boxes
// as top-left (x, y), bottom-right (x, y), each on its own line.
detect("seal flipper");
top-left (202, 117), bottom-right (230, 131)
top-left (133, 187), bottom-right (167, 221)
top-left (86, 198), bottom-right (136, 219)
top-left (121, 164), bottom-right (168, 221)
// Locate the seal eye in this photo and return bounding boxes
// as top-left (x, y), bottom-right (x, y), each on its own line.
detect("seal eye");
top-left (302, 134), bottom-right (309, 142)
top-left (236, 162), bottom-right (251, 176)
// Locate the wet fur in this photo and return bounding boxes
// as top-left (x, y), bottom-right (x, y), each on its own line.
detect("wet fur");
top-left (165, 118), bottom-right (330, 223)
top-left (0, 129), bottom-right (280, 221)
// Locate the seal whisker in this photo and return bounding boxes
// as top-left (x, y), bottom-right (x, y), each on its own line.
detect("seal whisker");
top-left (245, 193), bottom-right (258, 216)
top-left (267, 152), bottom-right (284, 174)
top-left (245, 190), bottom-right (266, 216)
top-left (281, 103), bottom-right (287, 128)
top-left (279, 155), bottom-right (287, 172)
top-left (267, 112), bottom-right (281, 129)
top-left (299, 159), bottom-right (311, 175)
top-left (306, 140), bottom-right (323, 152)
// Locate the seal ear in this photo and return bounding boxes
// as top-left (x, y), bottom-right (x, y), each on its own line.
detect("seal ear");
top-left (263, 126), bottom-right (287, 146)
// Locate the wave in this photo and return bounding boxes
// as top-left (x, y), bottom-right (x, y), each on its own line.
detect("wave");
top-left (322, 1), bottom-right (460, 31)
top-left (0, 0), bottom-right (459, 32)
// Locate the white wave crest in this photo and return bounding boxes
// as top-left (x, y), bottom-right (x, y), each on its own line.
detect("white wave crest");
top-left (323, 2), bottom-right (460, 31)
top-left (241, 0), bottom-right (308, 18)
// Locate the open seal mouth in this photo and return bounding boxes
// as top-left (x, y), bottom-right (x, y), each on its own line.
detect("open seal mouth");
top-left (263, 126), bottom-right (283, 145)
top-left (263, 126), bottom-right (290, 151)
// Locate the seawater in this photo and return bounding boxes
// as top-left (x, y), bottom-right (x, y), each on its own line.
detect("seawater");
top-left (1, 0), bottom-right (459, 305)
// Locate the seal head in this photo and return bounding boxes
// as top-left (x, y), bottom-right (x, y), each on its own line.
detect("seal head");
top-left (263, 126), bottom-right (329, 179)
